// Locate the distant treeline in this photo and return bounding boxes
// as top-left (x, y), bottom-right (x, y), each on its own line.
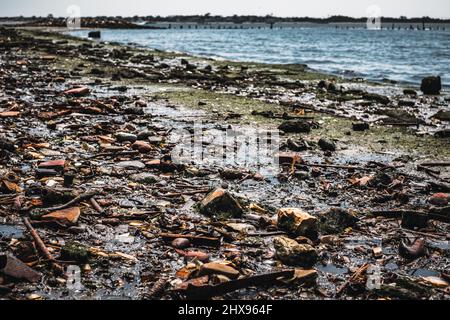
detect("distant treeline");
top-left (135, 15), bottom-right (450, 24)
top-left (1, 15), bottom-right (450, 24)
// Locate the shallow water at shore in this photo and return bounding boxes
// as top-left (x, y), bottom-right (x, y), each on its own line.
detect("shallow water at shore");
top-left (68, 28), bottom-right (450, 88)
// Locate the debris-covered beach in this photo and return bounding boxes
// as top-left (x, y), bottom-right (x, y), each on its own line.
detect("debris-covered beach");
top-left (0, 26), bottom-right (449, 300)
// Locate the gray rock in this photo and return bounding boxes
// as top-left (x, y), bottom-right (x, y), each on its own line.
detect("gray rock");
top-left (115, 160), bottom-right (145, 170)
top-left (88, 31), bottom-right (101, 39)
top-left (115, 132), bottom-right (137, 143)
top-left (61, 242), bottom-right (91, 263)
top-left (278, 121), bottom-right (311, 133)
top-left (352, 122), bottom-right (370, 131)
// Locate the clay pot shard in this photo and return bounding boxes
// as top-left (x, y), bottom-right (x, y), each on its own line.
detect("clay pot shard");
top-left (0, 255), bottom-right (41, 283)
top-left (41, 207), bottom-right (81, 226)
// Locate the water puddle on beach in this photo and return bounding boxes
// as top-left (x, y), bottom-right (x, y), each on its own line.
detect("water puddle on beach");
top-left (0, 225), bottom-right (24, 239)
top-left (317, 264), bottom-right (349, 275)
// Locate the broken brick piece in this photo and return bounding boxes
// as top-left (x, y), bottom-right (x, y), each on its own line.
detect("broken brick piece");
top-left (38, 159), bottom-right (66, 171)
top-left (0, 111), bottom-right (20, 118)
top-left (42, 207), bottom-right (80, 225)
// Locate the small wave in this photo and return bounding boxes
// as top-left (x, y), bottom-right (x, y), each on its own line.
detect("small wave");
top-left (68, 28), bottom-right (450, 87)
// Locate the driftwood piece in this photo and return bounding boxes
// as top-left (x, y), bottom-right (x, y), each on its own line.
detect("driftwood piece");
top-left (22, 217), bottom-right (64, 274)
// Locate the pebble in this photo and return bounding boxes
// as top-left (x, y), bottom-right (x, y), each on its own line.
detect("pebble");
top-left (171, 238), bottom-right (191, 249)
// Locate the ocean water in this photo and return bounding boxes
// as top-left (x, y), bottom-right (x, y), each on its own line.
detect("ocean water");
top-left (69, 28), bottom-right (450, 87)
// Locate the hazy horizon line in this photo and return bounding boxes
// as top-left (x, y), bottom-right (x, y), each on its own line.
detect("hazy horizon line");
top-left (2, 14), bottom-right (450, 19)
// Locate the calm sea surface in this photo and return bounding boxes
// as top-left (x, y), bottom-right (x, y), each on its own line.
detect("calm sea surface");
top-left (69, 28), bottom-right (450, 87)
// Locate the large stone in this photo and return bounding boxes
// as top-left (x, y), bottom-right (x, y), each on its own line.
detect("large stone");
top-left (88, 31), bottom-right (101, 39)
top-left (198, 188), bottom-right (243, 219)
top-left (381, 109), bottom-right (423, 125)
top-left (420, 76), bottom-right (441, 95)
top-left (278, 120), bottom-right (311, 133)
top-left (317, 208), bottom-right (359, 234)
top-left (363, 92), bottom-right (390, 105)
top-left (273, 236), bottom-right (317, 267)
top-left (277, 208), bottom-right (318, 239)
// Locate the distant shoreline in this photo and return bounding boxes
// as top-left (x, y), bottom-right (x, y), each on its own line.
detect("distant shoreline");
top-left (63, 27), bottom-right (449, 89)
top-left (1, 15), bottom-right (450, 29)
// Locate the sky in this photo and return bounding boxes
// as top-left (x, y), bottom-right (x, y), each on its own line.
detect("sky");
top-left (1, 0), bottom-right (449, 18)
